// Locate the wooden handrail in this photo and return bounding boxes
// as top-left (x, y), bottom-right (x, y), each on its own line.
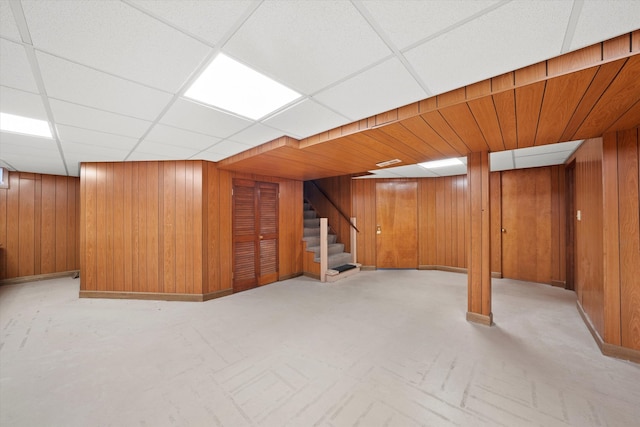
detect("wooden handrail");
top-left (310, 180), bottom-right (360, 233)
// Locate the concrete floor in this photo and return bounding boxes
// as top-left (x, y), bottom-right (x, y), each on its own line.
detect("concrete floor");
top-left (1, 270), bottom-right (639, 426)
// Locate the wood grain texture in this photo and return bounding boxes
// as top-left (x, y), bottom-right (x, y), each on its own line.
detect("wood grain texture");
top-left (304, 176), bottom-right (352, 253)
top-left (490, 172), bottom-right (502, 275)
top-left (0, 172), bottom-right (79, 281)
top-left (375, 181), bottom-right (418, 268)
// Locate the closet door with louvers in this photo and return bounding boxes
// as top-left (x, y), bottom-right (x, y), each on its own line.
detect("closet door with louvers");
top-left (232, 179), bottom-right (279, 292)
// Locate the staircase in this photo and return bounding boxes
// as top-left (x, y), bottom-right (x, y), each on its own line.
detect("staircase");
top-left (303, 202), bottom-right (360, 282)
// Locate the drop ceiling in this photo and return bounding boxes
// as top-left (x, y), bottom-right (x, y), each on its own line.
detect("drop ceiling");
top-left (0, 0), bottom-right (639, 179)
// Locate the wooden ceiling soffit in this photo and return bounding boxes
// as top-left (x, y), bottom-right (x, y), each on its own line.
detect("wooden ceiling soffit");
top-left (217, 32), bottom-right (639, 180)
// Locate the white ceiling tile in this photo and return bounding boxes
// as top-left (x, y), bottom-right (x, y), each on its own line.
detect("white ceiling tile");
top-left (206, 140), bottom-right (252, 157)
top-left (0, 0), bottom-right (21, 40)
top-left (162, 98), bottom-right (252, 138)
top-left (384, 164), bottom-right (439, 178)
top-left (127, 151), bottom-right (179, 161)
top-left (62, 141), bottom-right (130, 162)
top-left (129, 0), bottom-right (255, 46)
top-left (57, 125), bottom-right (139, 151)
top-left (224, 0), bottom-right (391, 94)
top-left (0, 86), bottom-right (47, 120)
top-left (0, 39), bottom-right (39, 93)
top-left (227, 123), bottom-right (284, 147)
top-left (22, 0), bottom-right (211, 92)
top-left (0, 132), bottom-right (61, 160)
top-left (515, 152), bottom-right (569, 169)
top-left (49, 99), bottom-right (151, 138)
top-left (490, 150), bottom-right (515, 172)
top-left (37, 52), bottom-right (172, 121)
top-left (264, 99), bottom-right (350, 139)
top-left (134, 140), bottom-right (201, 159)
top-left (193, 151), bottom-right (226, 162)
top-left (362, 0), bottom-right (500, 50)
top-left (314, 58), bottom-right (427, 121)
top-left (405, 0), bottom-right (573, 95)
top-left (3, 156), bottom-right (67, 176)
top-left (570, 1), bottom-right (640, 52)
top-left (144, 123), bottom-right (220, 150)
top-left (362, 169), bottom-right (404, 179)
top-left (514, 144), bottom-right (576, 158)
top-left (430, 164), bottom-right (468, 177)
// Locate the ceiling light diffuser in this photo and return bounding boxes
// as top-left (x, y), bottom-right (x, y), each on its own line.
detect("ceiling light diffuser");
top-left (419, 158), bottom-right (464, 169)
top-left (0, 113), bottom-right (52, 138)
top-left (185, 53), bottom-right (301, 120)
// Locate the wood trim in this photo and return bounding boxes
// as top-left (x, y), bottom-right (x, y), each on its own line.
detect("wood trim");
top-left (418, 265), bottom-right (502, 278)
top-left (0, 270), bottom-right (79, 285)
top-left (551, 280), bottom-right (566, 288)
top-left (279, 272), bottom-right (303, 281)
top-left (466, 311), bottom-right (493, 326)
top-left (577, 300), bottom-right (640, 364)
top-left (79, 288), bottom-right (233, 302)
top-left (360, 265), bottom-right (377, 271)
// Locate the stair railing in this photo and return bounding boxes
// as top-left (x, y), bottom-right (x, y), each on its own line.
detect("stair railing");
top-left (320, 218), bottom-right (328, 282)
top-left (310, 180), bottom-right (359, 233)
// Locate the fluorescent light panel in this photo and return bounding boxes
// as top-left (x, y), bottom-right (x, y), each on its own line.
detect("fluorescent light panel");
top-left (185, 53), bottom-right (301, 120)
top-left (0, 113), bottom-right (52, 138)
top-left (419, 158), bottom-right (463, 168)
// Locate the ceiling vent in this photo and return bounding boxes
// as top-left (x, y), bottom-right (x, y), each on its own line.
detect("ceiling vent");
top-left (375, 159), bottom-right (402, 168)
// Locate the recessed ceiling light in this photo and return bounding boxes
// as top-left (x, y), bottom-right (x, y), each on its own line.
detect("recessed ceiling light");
top-left (419, 158), bottom-right (464, 169)
top-left (0, 112), bottom-right (52, 138)
top-left (185, 53), bottom-right (301, 120)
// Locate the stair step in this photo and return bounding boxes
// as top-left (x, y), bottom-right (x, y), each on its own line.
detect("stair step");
top-left (306, 243), bottom-right (344, 256)
top-left (303, 203), bottom-right (311, 210)
top-left (303, 210), bottom-right (317, 219)
top-left (303, 234), bottom-right (337, 246)
top-left (303, 227), bottom-right (320, 237)
top-left (320, 252), bottom-right (353, 269)
top-left (304, 218), bottom-right (320, 227)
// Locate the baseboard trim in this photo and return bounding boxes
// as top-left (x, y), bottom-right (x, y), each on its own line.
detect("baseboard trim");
top-left (576, 300), bottom-right (640, 364)
top-left (1, 270), bottom-right (79, 285)
top-left (279, 272), bottom-right (303, 281)
top-left (302, 272), bottom-right (320, 280)
top-left (551, 280), bottom-right (566, 288)
top-left (360, 266), bottom-right (377, 271)
top-left (417, 265), bottom-right (502, 278)
top-left (79, 288), bottom-right (233, 302)
top-left (466, 311), bottom-right (493, 326)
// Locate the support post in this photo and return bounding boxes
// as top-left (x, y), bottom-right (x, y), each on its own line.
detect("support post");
top-left (320, 218), bottom-right (328, 283)
top-left (467, 151), bottom-right (493, 326)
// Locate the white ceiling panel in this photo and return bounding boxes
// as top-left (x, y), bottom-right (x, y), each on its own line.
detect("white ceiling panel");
top-left (570, 1), bottom-right (640, 52)
top-left (405, 0), bottom-right (573, 95)
top-left (161, 98), bottom-right (251, 138)
top-left (514, 140), bottom-right (582, 158)
top-left (126, 152), bottom-right (176, 161)
top-left (134, 140), bottom-right (201, 159)
top-left (0, 86), bottom-right (47, 119)
top-left (0, 39), bottom-right (38, 93)
top-left (3, 156), bottom-right (67, 176)
top-left (361, 0), bottom-right (500, 50)
top-left (224, 0), bottom-right (391, 94)
top-left (315, 58), bottom-right (427, 121)
top-left (0, 0), bottom-right (20, 40)
top-left (0, 132), bottom-right (61, 170)
top-left (144, 123), bottom-right (220, 150)
top-left (57, 125), bottom-right (139, 152)
top-left (515, 152), bottom-right (570, 169)
top-left (205, 140), bottom-right (253, 157)
top-left (62, 141), bottom-right (130, 161)
top-left (129, 0), bottom-right (255, 46)
top-left (49, 99), bottom-right (151, 139)
top-left (37, 52), bottom-right (172, 121)
top-left (22, 0), bottom-right (212, 92)
top-left (264, 99), bottom-right (350, 139)
top-left (194, 150), bottom-right (226, 162)
top-left (383, 164), bottom-right (440, 178)
top-left (490, 150), bottom-right (515, 172)
top-left (355, 169), bottom-right (403, 179)
top-left (227, 123), bottom-right (284, 147)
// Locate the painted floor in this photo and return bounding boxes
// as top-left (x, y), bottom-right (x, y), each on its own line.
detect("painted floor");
top-left (1, 270), bottom-right (639, 426)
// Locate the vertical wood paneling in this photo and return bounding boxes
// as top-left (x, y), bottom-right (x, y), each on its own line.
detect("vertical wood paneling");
top-left (176, 161), bottom-right (188, 293)
top-left (490, 172), bottom-right (502, 275)
top-left (0, 172), bottom-right (80, 281)
top-left (351, 179), bottom-right (376, 267)
top-left (617, 128), bottom-right (640, 350)
top-left (112, 163), bottom-right (125, 292)
top-left (574, 138), bottom-right (605, 336)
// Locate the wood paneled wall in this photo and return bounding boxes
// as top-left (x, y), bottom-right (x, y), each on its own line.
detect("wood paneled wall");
top-left (602, 127), bottom-right (640, 351)
top-left (80, 160), bottom-right (303, 298)
top-left (304, 176), bottom-right (352, 252)
top-left (573, 138), bottom-right (605, 336)
top-left (0, 172), bottom-right (79, 280)
top-left (81, 161), bottom-right (206, 294)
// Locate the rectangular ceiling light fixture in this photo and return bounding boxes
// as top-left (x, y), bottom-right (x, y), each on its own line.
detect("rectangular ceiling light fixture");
top-left (185, 53), bottom-right (301, 120)
top-left (0, 112), bottom-right (52, 138)
top-left (419, 158), bottom-right (464, 169)
top-left (376, 159), bottom-right (402, 167)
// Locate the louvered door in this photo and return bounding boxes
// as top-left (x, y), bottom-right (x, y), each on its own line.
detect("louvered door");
top-left (232, 179), bottom-right (279, 292)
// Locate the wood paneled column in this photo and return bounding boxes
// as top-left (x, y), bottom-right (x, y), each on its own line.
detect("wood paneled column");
top-left (467, 151), bottom-right (493, 326)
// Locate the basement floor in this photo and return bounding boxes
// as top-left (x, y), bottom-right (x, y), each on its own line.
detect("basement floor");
top-left (1, 271), bottom-right (639, 426)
